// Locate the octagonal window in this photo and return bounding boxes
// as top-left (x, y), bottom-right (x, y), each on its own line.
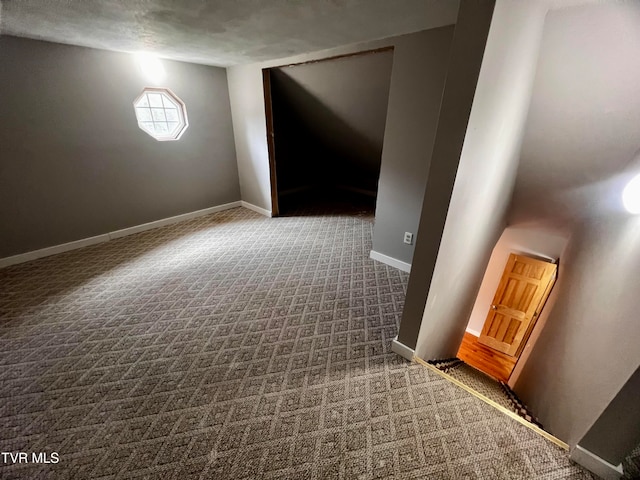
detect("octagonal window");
top-left (133, 88), bottom-right (188, 141)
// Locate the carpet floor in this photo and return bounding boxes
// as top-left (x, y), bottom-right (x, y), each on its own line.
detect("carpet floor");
top-left (623, 443), bottom-right (640, 479)
top-left (0, 207), bottom-right (596, 479)
top-left (427, 360), bottom-right (542, 429)
top-left (428, 361), bottom-right (515, 414)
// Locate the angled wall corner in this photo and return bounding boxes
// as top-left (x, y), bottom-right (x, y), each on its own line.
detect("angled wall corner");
top-left (390, 336), bottom-right (415, 361)
top-left (0, 36), bottom-right (240, 258)
top-left (398, 0), bottom-right (502, 352)
top-left (226, 26), bottom-right (455, 261)
top-left (398, 0), bottom-right (548, 359)
top-left (515, 217), bottom-right (640, 449)
top-left (510, 1), bottom-right (640, 448)
top-left (371, 26), bottom-right (454, 265)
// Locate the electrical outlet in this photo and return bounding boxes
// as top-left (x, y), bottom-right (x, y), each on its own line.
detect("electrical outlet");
top-left (403, 232), bottom-right (413, 245)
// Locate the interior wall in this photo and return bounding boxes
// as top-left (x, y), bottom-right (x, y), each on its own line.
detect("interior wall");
top-left (465, 227), bottom-right (569, 336)
top-left (515, 216), bottom-right (640, 446)
top-left (371, 28), bottom-right (453, 265)
top-left (0, 36), bottom-right (240, 258)
top-left (579, 365), bottom-right (640, 466)
top-left (503, 2), bottom-right (640, 449)
top-left (402, 0), bottom-right (547, 353)
top-left (509, 2), bottom-right (640, 229)
top-left (269, 50), bottom-right (393, 196)
top-left (227, 27), bottom-right (454, 266)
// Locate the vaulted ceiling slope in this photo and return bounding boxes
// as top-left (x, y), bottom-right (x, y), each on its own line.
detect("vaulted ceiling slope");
top-left (510, 1), bottom-right (640, 229)
top-left (0, 0), bottom-right (459, 66)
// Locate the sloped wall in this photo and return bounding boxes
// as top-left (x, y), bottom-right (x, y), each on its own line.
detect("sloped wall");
top-left (507, 2), bottom-right (640, 449)
top-left (269, 50), bottom-right (393, 196)
top-left (515, 217), bottom-right (640, 446)
top-left (403, 0), bottom-right (546, 353)
top-left (228, 27), bottom-right (454, 265)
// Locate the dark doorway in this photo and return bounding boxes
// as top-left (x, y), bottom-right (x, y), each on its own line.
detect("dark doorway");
top-left (263, 48), bottom-right (394, 217)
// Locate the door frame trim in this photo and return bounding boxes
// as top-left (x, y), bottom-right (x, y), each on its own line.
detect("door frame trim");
top-left (262, 68), bottom-right (279, 217)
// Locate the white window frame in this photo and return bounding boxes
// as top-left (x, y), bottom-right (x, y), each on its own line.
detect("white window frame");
top-left (133, 87), bottom-right (189, 141)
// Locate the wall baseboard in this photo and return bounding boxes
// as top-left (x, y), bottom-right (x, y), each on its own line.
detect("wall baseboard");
top-left (570, 445), bottom-right (623, 479)
top-left (0, 234), bottom-right (112, 269)
top-left (241, 201), bottom-right (272, 217)
top-left (391, 336), bottom-right (415, 361)
top-left (466, 327), bottom-right (481, 337)
top-left (0, 201), bottom-right (243, 269)
top-left (370, 250), bottom-right (411, 273)
top-left (109, 201), bottom-right (242, 239)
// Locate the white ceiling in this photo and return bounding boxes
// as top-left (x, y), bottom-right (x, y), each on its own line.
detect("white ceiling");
top-left (0, 0), bottom-right (459, 66)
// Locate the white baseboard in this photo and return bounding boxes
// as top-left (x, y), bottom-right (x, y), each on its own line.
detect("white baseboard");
top-left (241, 201), bottom-right (272, 217)
top-left (370, 250), bottom-right (411, 273)
top-left (109, 201), bottom-right (242, 239)
top-left (466, 327), bottom-right (481, 337)
top-left (0, 201), bottom-right (242, 269)
top-left (391, 336), bottom-right (415, 361)
top-left (0, 233), bottom-right (112, 269)
top-left (570, 445), bottom-right (623, 480)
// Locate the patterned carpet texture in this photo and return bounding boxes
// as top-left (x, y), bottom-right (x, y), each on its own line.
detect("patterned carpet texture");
top-left (427, 361), bottom-right (514, 412)
top-left (0, 207), bottom-right (595, 479)
top-left (427, 360), bottom-right (543, 429)
top-left (623, 443), bottom-right (640, 479)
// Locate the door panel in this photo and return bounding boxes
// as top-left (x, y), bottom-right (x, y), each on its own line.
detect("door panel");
top-left (478, 254), bottom-right (557, 357)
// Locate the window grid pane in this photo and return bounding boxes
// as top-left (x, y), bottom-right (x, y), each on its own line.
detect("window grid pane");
top-left (133, 89), bottom-right (187, 141)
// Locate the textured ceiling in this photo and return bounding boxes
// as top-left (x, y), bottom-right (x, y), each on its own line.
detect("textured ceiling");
top-left (0, 0), bottom-right (459, 66)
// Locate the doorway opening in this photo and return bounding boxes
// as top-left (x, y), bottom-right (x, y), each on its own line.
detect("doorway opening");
top-left (429, 226), bottom-right (569, 430)
top-left (263, 47), bottom-right (394, 218)
top-left (458, 252), bottom-right (557, 381)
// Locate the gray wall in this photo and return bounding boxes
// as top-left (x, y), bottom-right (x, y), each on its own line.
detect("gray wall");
top-left (402, 2), bottom-right (640, 455)
top-left (579, 366), bottom-right (640, 466)
top-left (269, 50), bottom-right (393, 195)
top-left (505, 2), bottom-right (640, 449)
top-left (401, 0), bottom-right (547, 352)
top-left (515, 217), bottom-right (640, 446)
top-left (0, 36), bottom-right (240, 258)
top-left (411, 0), bottom-right (547, 356)
top-left (373, 28), bottom-right (453, 264)
top-left (227, 27), bottom-right (454, 266)
top-left (509, 2), bottom-right (640, 229)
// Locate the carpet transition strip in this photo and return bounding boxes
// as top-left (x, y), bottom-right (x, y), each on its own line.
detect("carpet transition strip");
top-left (427, 358), bottom-right (543, 429)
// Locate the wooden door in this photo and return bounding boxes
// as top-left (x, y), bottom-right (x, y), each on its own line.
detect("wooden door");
top-left (478, 253), bottom-right (557, 357)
